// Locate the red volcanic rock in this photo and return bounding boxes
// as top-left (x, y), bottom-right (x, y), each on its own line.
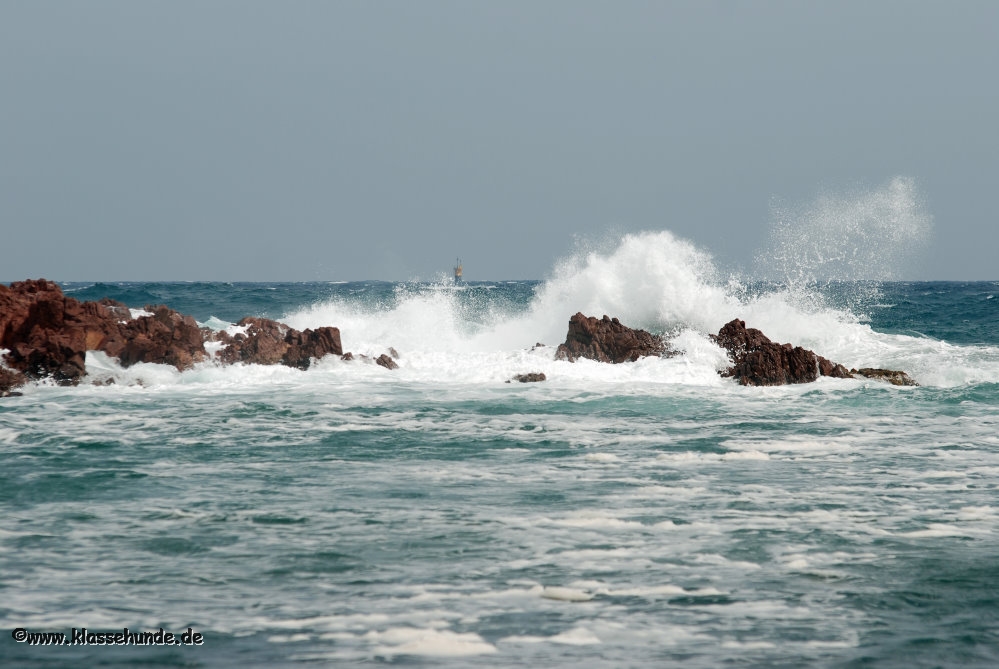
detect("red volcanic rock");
top-left (218, 317), bottom-right (289, 365)
top-left (1, 280), bottom-right (345, 391)
top-left (555, 313), bottom-right (672, 363)
top-left (116, 305), bottom-right (206, 370)
top-left (713, 319), bottom-right (854, 386)
top-left (217, 317), bottom-right (342, 369)
top-left (0, 279), bottom-right (127, 384)
top-left (283, 327), bottom-right (343, 370)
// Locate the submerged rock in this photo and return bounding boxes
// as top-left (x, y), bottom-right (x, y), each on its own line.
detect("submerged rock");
top-left (512, 372), bottom-right (546, 383)
top-left (851, 367), bottom-right (918, 386)
top-left (555, 313), bottom-right (673, 363)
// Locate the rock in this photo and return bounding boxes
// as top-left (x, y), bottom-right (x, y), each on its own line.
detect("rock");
top-left (218, 317), bottom-right (342, 369)
top-left (2, 279), bottom-right (346, 383)
top-left (116, 305), bottom-right (206, 370)
top-left (0, 279), bottom-right (126, 384)
top-left (713, 319), bottom-right (853, 386)
top-left (512, 372), bottom-right (546, 383)
top-left (555, 313), bottom-right (673, 363)
top-left (217, 317), bottom-right (289, 365)
top-left (375, 353), bottom-right (398, 370)
top-left (97, 297), bottom-right (133, 321)
top-left (284, 327), bottom-right (343, 370)
top-left (851, 368), bottom-right (918, 386)
top-left (387, 347), bottom-right (400, 359)
top-left (340, 352), bottom-right (354, 361)
top-left (0, 367), bottom-right (27, 396)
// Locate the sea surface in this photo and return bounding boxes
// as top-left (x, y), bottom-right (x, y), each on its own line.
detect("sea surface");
top-left (2, 232), bottom-right (999, 667)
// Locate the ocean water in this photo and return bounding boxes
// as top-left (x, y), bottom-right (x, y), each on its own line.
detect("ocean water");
top-left (2, 232), bottom-right (999, 667)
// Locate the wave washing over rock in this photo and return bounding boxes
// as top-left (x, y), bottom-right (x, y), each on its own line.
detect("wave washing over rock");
top-left (2, 278), bottom-right (915, 396)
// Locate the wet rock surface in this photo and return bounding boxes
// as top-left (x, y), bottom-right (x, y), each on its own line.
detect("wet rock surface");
top-left (713, 319), bottom-right (914, 386)
top-left (512, 372), bottom-right (546, 383)
top-left (555, 313), bottom-right (673, 363)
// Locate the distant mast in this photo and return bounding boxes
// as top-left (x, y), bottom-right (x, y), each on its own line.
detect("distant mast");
top-left (453, 258), bottom-right (463, 284)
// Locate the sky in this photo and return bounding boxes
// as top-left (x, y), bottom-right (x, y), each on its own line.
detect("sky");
top-left (1, 1), bottom-right (997, 281)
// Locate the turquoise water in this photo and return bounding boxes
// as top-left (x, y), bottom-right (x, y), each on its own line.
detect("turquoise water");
top-left (3, 241), bottom-right (999, 666)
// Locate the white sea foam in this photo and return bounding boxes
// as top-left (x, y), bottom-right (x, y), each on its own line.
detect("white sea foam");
top-left (368, 627), bottom-right (497, 657)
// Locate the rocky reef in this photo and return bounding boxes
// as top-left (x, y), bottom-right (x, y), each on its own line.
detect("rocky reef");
top-left (0, 279), bottom-right (348, 394)
top-left (553, 311), bottom-right (916, 387)
top-left (1, 280), bottom-right (918, 394)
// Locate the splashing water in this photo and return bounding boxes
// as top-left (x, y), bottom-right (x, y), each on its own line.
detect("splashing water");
top-left (757, 176), bottom-right (933, 286)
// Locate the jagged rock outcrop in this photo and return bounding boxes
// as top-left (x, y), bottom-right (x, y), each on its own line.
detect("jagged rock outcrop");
top-left (711, 319), bottom-right (916, 387)
top-left (284, 327), bottom-right (344, 370)
top-left (555, 313), bottom-right (673, 363)
top-left (851, 367), bottom-right (918, 386)
top-left (0, 279), bottom-right (134, 385)
top-left (116, 305), bottom-right (206, 369)
top-left (217, 317), bottom-right (342, 369)
top-left (0, 279), bottom-right (213, 385)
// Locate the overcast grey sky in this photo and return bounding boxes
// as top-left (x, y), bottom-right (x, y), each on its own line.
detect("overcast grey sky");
top-left (2, 1), bottom-right (996, 281)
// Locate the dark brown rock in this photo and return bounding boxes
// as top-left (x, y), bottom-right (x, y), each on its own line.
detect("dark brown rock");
top-left (512, 372), bottom-right (546, 383)
top-left (555, 313), bottom-right (672, 363)
top-left (340, 352), bottom-right (354, 361)
top-left (714, 319), bottom-right (860, 386)
top-left (375, 353), bottom-right (398, 370)
top-left (851, 368), bottom-right (918, 386)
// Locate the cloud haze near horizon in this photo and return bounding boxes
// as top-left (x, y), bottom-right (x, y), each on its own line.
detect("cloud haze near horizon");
top-left (1, 2), bottom-right (996, 281)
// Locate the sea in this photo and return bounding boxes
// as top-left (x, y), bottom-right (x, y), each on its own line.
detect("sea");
top-left (2, 230), bottom-right (998, 667)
